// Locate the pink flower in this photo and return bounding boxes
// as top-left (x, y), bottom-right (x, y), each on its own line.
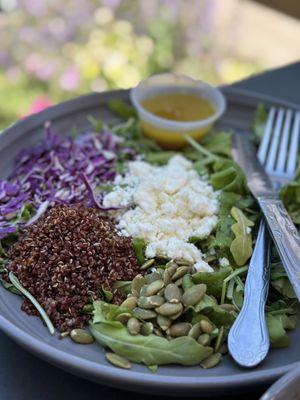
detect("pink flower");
top-left (22, 96), bottom-right (53, 118)
top-left (59, 67), bottom-right (80, 91)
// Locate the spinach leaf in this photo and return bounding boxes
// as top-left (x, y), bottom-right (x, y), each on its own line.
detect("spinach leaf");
top-left (280, 181), bottom-right (300, 226)
top-left (201, 132), bottom-right (232, 158)
top-left (230, 207), bottom-right (254, 266)
top-left (211, 159), bottom-right (248, 194)
top-left (90, 322), bottom-right (213, 366)
top-left (92, 300), bottom-right (131, 325)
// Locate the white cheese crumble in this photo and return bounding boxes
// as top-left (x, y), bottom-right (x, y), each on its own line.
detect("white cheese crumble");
top-left (219, 257), bottom-right (230, 267)
top-left (103, 155), bottom-right (219, 272)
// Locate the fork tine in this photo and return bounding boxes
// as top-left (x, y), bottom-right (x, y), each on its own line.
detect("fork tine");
top-left (286, 112), bottom-right (300, 177)
top-left (276, 109), bottom-right (292, 173)
top-left (265, 108), bottom-right (284, 173)
top-left (258, 107), bottom-right (275, 165)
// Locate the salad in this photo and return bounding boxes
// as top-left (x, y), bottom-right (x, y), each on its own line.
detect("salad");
top-left (0, 100), bottom-right (299, 371)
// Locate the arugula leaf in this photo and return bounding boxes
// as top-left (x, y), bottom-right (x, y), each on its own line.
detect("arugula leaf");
top-left (230, 207), bottom-right (254, 266)
top-left (211, 159), bottom-right (248, 194)
top-left (108, 100), bottom-right (137, 119)
top-left (201, 132), bottom-right (232, 158)
top-left (92, 300), bottom-right (132, 325)
top-left (271, 263), bottom-right (296, 299)
top-left (252, 103), bottom-right (268, 143)
top-left (132, 237), bottom-right (147, 266)
top-left (280, 181), bottom-right (300, 226)
top-left (266, 313), bottom-right (290, 348)
top-left (192, 267), bottom-right (232, 298)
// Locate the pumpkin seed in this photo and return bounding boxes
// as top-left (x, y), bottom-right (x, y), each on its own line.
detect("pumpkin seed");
top-left (155, 302), bottom-right (183, 317)
top-left (220, 303), bottom-right (236, 312)
top-left (133, 307), bottom-right (156, 320)
top-left (197, 333), bottom-right (211, 346)
top-left (167, 322), bottom-right (192, 337)
top-left (176, 259), bottom-right (193, 266)
top-left (141, 322), bottom-right (154, 336)
top-left (219, 343), bottom-right (228, 355)
top-left (140, 259), bottom-right (155, 270)
top-left (199, 319), bottom-right (213, 334)
top-left (121, 296), bottom-right (137, 310)
top-left (131, 274), bottom-right (146, 297)
top-left (164, 284), bottom-right (182, 304)
top-left (145, 271), bottom-right (162, 284)
top-left (157, 288), bottom-right (165, 296)
top-left (165, 261), bottom-right (178, 269)
top-left (174, 277), bottom-right (183, 287)
top-left (214, 326), bottom-right (225, 352)
top-left (188, 322), bottom-right (202, 339)
top-left (127, 317), bottom-right (141, 335)
top-left (182, 284), bottom-right (207, 306)
top-left (163, 265), bottom-right (177, 285)
top-left (70, 329), bottom-right (94, 344)
top-left (153, 328), bottom-right (164, 337)
top-left (60, 331), bottom-right (70, 338)
top-left (144, 280), bottom-right (164, 296)
top-left (182, 274), bottom-right (194, 292)
top-left (106, 352), bottom-right (131, 369)
top-left (169, 309), bottom-right (183, 320)
top-left (116, 313), bottom-right (132, 324)
top-left (200, 353), bottom-right (222, 369)
top-left (137, 295), bottom-right (164, 309)
top-left (172, 266), bottom-right (190, 281)
top-left (157, 315), bottom-right (172, 331)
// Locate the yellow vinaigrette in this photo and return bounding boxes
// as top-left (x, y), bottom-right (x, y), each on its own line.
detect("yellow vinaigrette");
top-left (140, 93), bottom-right (215, 149)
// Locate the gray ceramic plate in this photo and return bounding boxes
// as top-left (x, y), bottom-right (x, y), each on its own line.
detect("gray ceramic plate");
top-left (261, 367), bottom-right (300, 400)
top-left (0, 88), bottom-right (299, 397)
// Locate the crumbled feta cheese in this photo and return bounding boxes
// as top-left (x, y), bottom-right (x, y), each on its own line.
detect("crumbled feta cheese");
top-left (246, 227), bottom-right (252, 234)
top-left (219, 257), bottom-right (230, 267)
top-left (103, 155), bottom-right (219, 271)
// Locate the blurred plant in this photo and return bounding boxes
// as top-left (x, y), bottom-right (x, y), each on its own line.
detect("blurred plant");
top-left (0, 0), bottom-right (261, 129)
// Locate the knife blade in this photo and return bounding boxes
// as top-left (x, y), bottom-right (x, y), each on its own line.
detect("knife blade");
top-left (231, 133), bottom-right (276, 198)
top-left (231, 132), bottom-right (300, 301)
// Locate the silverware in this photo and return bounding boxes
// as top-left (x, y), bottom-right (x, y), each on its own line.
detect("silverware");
top-left (229, 107), bottom-right (300, 367)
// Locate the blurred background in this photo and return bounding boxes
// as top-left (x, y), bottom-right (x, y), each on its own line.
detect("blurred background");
top-left (0, 0), bottom-right (300, 129)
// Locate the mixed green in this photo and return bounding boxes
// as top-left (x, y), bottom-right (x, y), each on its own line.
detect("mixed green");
top-left (0, 100), bottom-right (299, 371)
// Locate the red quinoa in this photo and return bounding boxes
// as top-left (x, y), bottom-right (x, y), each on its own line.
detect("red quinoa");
top-left (7, 204), bottom-right (139, 332)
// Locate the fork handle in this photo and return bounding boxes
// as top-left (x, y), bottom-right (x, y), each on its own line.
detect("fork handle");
top-left (259, 197), bottom-right (300, 300)
top-left (228, 220), bottom-right (271, 367)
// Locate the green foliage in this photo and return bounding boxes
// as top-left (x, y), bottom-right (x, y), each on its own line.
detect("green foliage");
top-left (230, 207), bottom-right (254, 266)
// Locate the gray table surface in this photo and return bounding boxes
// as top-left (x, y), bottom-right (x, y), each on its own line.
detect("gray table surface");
top-left (1, 61), bottom-right (300, 400)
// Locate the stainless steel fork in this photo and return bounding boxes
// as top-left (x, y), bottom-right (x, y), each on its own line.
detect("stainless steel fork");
top-left (228, 107), bottom-right (300, 368)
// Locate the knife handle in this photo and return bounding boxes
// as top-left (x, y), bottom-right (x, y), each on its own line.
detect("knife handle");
top-left (259, 197), bottom-right (300, 300)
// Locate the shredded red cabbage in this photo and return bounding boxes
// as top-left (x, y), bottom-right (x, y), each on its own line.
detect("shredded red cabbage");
top-left (0, 123), bottom-right (133, 239)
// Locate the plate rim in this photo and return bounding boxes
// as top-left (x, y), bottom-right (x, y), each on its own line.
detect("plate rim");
top-left (0, 87), bottom-right (300, 395)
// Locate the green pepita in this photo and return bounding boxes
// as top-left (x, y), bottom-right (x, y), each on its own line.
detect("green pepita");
top-left (197, 333), bottom-right (211, 346)
top-left (127, 317), bottom-right (141, 335)
top-left (155, 302), bottom-right (183, 317)
top-left (137, 295), bottom-right (164, 309)
top-left (200, 353), bottom-right (222, 369)
top-left (153, 328), bottom-right (164, 337)
top-left (214, 326), bottom-right (225, 352)
top-left (145, 271), bottom-right (163, 284)
top-left (70, 329), bottom-right (94, 344)
top-left (172, 266), bottom-right (190, 281)
top-left (140, 259), bottom-right (155, 270)
top-left (157, 315), bottom-right (172, 331)
top-left (188, 322), bottom-right (202, 339)
top-left (167, 322), bottom-right (192, 337)
top-left (174, 277), bottom-right (184, 287)
top-left (176, 259), bottom-right (193, 266)
top-left (105, 352), bottom-right (131, 369)
top-left (121, 296), bottom-right (137, 310)
top-left (133, 307), bottom-right (157, 320)
top-left (116, 313), bottom-right (132, 324)
top-left (164, 284), bottom-right (182, 304)
top-left (131, 274), bottom-right (146, 297)
top-left (141, 322), bottom-right (154, 336)
top-left (200, 319), bottom-right (213, 334)
top-left (219, 303), bottom-right (236, 312)
top-left (144, 280), bottom-right (164, 296)
top-left (182, 284), bottom-right (207, 306)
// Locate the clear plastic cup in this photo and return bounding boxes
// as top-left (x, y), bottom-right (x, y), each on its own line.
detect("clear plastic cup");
top-left (130, 73), bottom-right (226, 149)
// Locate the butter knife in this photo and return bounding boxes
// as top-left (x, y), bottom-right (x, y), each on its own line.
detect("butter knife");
top-left (231, 133), bottom-right (300, 300)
